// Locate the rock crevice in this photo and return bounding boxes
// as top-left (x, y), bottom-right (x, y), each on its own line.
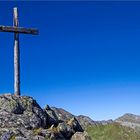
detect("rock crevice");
top-left (0, 94), bottom-right (90, 140)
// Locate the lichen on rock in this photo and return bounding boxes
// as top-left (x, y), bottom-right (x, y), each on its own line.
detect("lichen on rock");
top-left (0, 94), bottom-right (86, 140)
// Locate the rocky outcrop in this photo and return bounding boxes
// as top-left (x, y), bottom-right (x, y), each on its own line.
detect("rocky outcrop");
top-left (2, 94), bottom-right (140, 140)
top-left (51, 107), bottom-right (74, 122)
top-left (44, 105), bottom-right (84, 139)
top-left (71, 132), bottom-right (91, 140)
top-left (76, 115), bottom-right (96, 129)
top-left (0, 94), bottom-right (85, 140)
top-left (0, 94), bottom-right (48, 129)
top-left (44, 105), bottom-right (59, 126)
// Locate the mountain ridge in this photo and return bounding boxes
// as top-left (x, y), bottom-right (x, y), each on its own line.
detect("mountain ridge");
top-left (0, 94), bottom-right (90, 140)
top-left (0, 93), bottom-right (139, 140)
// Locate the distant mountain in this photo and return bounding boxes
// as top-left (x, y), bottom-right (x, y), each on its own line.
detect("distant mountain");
top-left (86, 122), bottom-right (140, 140)
top-left (50, 107), bottom-right (140, 140)
top-left (0, 94), bottom-right (88, 140)
top-left (85, 113), bottom-right (140, 140)
top-left (51, 108), bottom-right (113, 129)
top-left (0, 93), bottom-right (140, 140)
top-left (115, 113), bottom-right (140, 133)
top-left (116, 113), bottom-right (140, 124)
top-left (76, 115), bottom-right (113, 129)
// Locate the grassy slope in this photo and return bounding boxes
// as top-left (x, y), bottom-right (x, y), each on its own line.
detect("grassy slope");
top-left (86, 123), bottom-right (140, 140)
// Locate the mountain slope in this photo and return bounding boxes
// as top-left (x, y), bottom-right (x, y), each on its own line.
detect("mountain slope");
top-left (115, 113), bottom-right (140, 129)
top-left (0, 93), bottom-right (140, 140)
top-left (50, 108), bottom-right (140, 140)
top-left (86, 122), bottom-right (140, 140)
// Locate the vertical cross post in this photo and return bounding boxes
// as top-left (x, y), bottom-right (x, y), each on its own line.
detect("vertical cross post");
top-left (0, 7), bottom-right (38, 96)
top-left (13, 7), bottom-right (20, 96)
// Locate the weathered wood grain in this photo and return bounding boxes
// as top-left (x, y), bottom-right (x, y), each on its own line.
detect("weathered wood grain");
top-left (14, 7), bottom-right (20, 96)
top-left (0, 7), bottom-right (39, 96)
top-left (0, 25), bottom-right (38, 35)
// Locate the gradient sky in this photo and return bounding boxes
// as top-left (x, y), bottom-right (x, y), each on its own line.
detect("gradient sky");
top-left (0, 1), bottom-right (140, 120)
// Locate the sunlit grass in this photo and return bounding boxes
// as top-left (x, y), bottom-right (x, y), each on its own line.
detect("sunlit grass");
top-left (86, 123), bottom-right (140, 140)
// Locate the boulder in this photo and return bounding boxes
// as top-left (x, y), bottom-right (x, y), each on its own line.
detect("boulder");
top-left (71, 132), bottom-right (91, 140)
top-left (44, 105), bottom-right (59, 126)
top-left (67, 117), bottom-right (83, 132)
top-left (0, 94), bottom-right (48, 129)
top-left (51, 107), bottom-right (74, 122)
top-left (57, 122), bottom-right (75, 138)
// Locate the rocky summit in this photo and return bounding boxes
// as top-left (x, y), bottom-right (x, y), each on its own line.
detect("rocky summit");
top-left (0, 94), bottom-right (90, 140)
top-left (2, 93), bottom-right (140, 140)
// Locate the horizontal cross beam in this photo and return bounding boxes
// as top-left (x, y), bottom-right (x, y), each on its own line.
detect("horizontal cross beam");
top-left (0, 25), bottom-right (38, 35)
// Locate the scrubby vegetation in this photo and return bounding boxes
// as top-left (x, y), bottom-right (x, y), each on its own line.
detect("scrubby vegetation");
top-left (86, 123), bottom-right (140, 140)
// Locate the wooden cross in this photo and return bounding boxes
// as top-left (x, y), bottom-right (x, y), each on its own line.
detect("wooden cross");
top-left (0, 7), bottom-right (39, 96)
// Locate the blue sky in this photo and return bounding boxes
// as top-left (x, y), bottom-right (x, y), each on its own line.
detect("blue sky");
top-left (0, 1), bottom-right (140, 120)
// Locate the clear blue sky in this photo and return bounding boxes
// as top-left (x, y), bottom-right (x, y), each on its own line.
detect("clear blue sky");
top-left (0, 1), bottom-right (140, 120)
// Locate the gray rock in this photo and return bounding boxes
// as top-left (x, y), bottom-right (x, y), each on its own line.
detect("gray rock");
top-left (1, 131), bottom-right (14, 140)
top-left (33, 135), bottom-right (45, 140)
top-left (0, 94), bottom-right (48, 129)
top-left (67, 117), bottom-right (83, 132)
top-left (0, 94), bottom-right (84, 140)
top-left (49, 132), bottom-right (65, 140)
top-left (45, 105), bottom-right (59, 126)
top-left (15, 136), bottom-right (28, 140)
top-left (71, 132), bottom-right (91, 140)
top-left (76, 115), bottom-right (96, 129)
top-left (51, 107), bottom-right (74, 122)
top-left (57, 122), bottom-right (75, 138)
top-left (29, 114), bottom-right (42, 129)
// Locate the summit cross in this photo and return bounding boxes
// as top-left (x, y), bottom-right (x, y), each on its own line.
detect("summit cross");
top-left (0, 7), bottom-right (39, 96)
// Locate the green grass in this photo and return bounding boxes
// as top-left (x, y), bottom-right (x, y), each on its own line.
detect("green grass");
top-left (86, 123), bottom-right (140, 140)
